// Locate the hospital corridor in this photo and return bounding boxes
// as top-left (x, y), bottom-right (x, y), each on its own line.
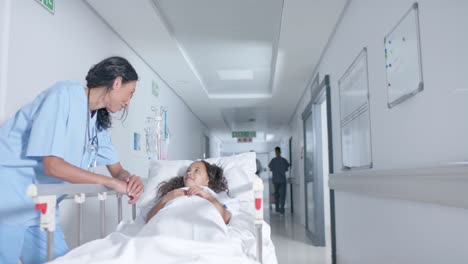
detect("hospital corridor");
top-left (1, 0), bottom-right (467, 264)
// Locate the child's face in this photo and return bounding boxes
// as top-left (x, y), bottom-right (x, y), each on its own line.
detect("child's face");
top-left (184, 161), bottom-right (209, 187)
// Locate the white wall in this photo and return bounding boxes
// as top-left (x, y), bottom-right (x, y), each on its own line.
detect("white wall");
top-left (0, 0), bottom-right (11, 122)
top-left (1, 0), bottom-right (206, 248)
top-left (221, 141), bottom-right (281, 155)
top-left (325, 0), bottom-right (468, 171)
top-left (285, 0), bottom-right (468, 263)
top-left (335, 192), bottom-right (468, 264)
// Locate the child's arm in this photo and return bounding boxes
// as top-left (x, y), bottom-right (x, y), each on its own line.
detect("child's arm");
top-left (207, 196), bottom-right (232, 224)
top-left (186, 187), bottom-right (232, 224)
top-left (145, 189), bottom-right (186, 223)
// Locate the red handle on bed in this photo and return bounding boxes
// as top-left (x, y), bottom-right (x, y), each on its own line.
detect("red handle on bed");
top-left (35, 203), bottom-right (47, 214)
top-left (255, 198), bottom-right (262, 210)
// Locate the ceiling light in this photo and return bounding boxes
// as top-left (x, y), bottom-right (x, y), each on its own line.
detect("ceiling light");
top-left (208, 93), bottom-right (272, 99)
top-left (217, 70), bottom-right (253, 80)
top-left (266, 134), bottom-right (275, 141)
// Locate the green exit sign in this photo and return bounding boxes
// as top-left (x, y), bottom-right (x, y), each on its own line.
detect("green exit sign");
top-left (36, 0), bottom-right (55, 14)
top-left (232, 131), bottom-right (256, 138)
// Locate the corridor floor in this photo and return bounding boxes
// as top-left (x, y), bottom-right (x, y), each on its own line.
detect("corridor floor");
top-left (265, 209), bottom-right (331, 264)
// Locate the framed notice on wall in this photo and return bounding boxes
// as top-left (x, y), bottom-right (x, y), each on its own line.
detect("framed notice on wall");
top-left (385, 2), bottom-right (424, 108)
top-left (339, 48), bottom-right (373, 169)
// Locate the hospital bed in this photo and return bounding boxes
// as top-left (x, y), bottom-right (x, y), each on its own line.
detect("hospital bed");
top-left (27, 152), bottom-right (277, 264)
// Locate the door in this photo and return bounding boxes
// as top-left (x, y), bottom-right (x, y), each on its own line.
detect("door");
top-left (203, 135), bottom-right (210, 158)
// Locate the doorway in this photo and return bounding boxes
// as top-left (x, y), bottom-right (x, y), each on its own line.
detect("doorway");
top-left (203, 135), bottom-right (210, 158)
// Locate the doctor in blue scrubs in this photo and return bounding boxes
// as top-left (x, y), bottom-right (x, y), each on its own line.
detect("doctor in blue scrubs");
top-left (0, 56), bottom-right (145, 263)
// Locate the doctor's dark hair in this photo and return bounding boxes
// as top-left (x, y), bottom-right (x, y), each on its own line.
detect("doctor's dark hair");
top-left (86, 56), bottom-right (138, 131)
top-left (155, 161), bottom-right (229, 200)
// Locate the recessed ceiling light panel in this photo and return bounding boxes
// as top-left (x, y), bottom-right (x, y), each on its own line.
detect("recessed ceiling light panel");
top-left (217, 70), bottom-right (253, 80)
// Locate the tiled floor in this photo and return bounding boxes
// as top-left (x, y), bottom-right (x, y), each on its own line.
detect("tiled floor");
top-left (265, 209), bottom-right (331, 264)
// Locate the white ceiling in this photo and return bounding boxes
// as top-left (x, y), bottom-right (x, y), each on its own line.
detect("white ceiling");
top-left (86, 0), bottom-right (348, 142)
top-left (155, 0), bottom-right (283, 98)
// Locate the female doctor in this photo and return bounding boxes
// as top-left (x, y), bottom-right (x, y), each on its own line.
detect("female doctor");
top-left (0, 56), bottom-right (144, 263)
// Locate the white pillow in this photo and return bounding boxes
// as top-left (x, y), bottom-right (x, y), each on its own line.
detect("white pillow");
top-left (138, 152), bottom-right (256, 208)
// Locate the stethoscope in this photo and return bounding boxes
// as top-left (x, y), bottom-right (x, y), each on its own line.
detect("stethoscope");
top-left (83, 88), bottom-right (99, 172)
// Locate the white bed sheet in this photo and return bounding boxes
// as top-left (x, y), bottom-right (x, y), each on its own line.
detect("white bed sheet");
top-left (50, 196), bottom-right (277, 264)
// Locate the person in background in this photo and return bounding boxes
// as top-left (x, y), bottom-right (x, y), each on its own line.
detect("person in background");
top-left (268, 146), bottom-right (290, 215)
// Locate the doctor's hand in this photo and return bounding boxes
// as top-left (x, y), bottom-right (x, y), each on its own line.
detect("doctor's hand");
top-left (108, 178), bottom-right (128, 194)
top-left (126, 175), bottom-right (144, 204)
top-left (187, 186), bottom-right (213, 200)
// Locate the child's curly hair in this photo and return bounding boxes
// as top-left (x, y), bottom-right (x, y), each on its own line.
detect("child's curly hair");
top-left (155, 161), bottom-right (229, 200)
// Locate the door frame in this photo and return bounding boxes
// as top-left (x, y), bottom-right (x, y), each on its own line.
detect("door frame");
top-left (302, 74), bottom-right (324, 246)
top-left (302, 102), bottom-right (311, 223)
top-left (301, 75), bottom-right (335, 254)
top-left (323, 75), bottom-right (337, 264)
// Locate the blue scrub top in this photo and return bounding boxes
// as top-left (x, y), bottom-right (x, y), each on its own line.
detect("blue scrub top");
top-left (0, 80), bottom-right (119, 225)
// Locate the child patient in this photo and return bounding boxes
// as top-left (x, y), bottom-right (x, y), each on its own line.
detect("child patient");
top-left (145, 160), bottom-right (234, 224)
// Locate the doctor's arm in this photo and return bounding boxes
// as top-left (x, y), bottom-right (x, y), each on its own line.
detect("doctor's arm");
top-left (43, 156), bottom-right (127, 194)
top-left (107, 162), bottom-right (144, 204)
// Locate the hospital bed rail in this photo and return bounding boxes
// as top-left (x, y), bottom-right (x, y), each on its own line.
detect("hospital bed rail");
top-left (253, 176), bottom-right (264, 264)
top-left (27, 177), bottom-right (265, 263)
top-left (27, 183), bottom-right (136, 262)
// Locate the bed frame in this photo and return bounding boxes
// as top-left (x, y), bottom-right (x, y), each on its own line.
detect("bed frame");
top-left (27, 177), bottom-right (264, 263)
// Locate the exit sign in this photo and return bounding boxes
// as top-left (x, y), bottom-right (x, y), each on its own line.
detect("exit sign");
top-left (36, 0), bottom-right (54, 14)
top-left (232, 131), bottom-right (256, 138)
